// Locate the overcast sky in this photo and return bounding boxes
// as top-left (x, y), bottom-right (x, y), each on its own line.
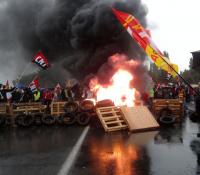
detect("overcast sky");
top-left (142, 0), bottom-right (200, 71)
top-left (0, 0), bottom-right (199, 83)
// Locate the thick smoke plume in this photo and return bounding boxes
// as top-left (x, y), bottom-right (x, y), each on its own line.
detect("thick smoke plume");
top-left (0, 0), bottom-right (148, 85)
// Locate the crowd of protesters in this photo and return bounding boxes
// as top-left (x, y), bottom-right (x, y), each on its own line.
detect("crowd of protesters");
top-left (1, 80), bottom-right (200, 112)
top-left (141, 82), bottom-right (200, 108)
top-left (153, 83), bottom-right (196, 102)
top-left (0, 81), bottom-right (94, 105)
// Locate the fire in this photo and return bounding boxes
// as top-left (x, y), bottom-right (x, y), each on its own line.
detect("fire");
top-left (90, 69), bottom-right (137, 107)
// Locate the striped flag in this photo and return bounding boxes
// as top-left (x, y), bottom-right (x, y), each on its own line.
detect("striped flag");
top-left (29, 76), bottom-right (39, 93)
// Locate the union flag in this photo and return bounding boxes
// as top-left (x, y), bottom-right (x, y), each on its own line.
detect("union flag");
top-left (29, 76), bottom-right (39, 93)
top-left (112, 8), bottom-right (179, 77)
top-left (32, 51), bottom-right (50, 69)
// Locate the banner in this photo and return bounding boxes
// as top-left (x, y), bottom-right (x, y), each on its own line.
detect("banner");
top-left (29, 76), bottom-right (39, 93)
top-left (112, 8), bottom-right (179, 77)
top-left (32, 51), bottom-right (50, 69)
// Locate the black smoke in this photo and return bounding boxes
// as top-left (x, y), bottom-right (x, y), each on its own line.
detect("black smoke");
top-left (0, 0), bottom-right (148, 85)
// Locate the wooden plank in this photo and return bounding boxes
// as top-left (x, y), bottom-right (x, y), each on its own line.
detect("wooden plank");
top-left (120, 106), bottom-right (159, 132)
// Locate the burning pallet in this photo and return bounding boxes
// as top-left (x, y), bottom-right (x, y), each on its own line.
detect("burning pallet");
top-left (96, 106), bottom-right (159, 132)
top-left (96, 106), bottom-right (128, 132)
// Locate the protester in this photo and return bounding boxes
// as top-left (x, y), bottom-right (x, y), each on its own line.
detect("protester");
top-left (53, 84), bottom-right (62, 102)
top-left (11, 88), bottom-right (22, 103)
top-left (42, 88), bottom-right (53, 105)
top-left (33, 90), bottom-right (41, 102)
top-left (22, 88), bottom-right (33, 102)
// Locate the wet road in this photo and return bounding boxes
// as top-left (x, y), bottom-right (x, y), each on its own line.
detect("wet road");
top-left (0, 114), bottom-right (200, 175)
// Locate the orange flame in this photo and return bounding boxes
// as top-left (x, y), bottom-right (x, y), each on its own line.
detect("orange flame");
top-left (90, 69), bottom-right (138, 107)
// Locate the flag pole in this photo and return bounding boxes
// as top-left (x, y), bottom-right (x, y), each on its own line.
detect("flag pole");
top-left (148, 45), bottom-right (200, 96)
top-left (17, 62), bottom-right (32, 83)
top-left (112, 8), bottom-right (200, 96)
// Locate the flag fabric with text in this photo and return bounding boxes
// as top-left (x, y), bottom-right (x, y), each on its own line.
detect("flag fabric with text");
top-left (32, 51), bottom-right (50, 69)
top-left (29, 76), bottom-right (39, 93)
top-left (112, 8), bottom-right (179, 77)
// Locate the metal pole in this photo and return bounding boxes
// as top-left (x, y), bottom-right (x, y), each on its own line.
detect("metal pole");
top-left (17, 62), bottom-right (32, 83)
top-left (148, 44), bottom-right (200, 96)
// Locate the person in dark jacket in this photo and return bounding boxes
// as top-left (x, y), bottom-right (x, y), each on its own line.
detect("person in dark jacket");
top-left (11, 88), bottom-right (22, 103)
top-left (22, 88), bottom-right (33, 102)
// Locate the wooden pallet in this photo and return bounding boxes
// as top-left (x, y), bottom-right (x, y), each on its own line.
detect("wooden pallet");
top-left (96, 106), bottom-right (128, 132)
top-left (12, 102), bottom-right (46, 115)
top-left (120, 106), bottom-right (159, 132)
top-left (51, 102), bottom-right (66, 116)
top-left (0, 103), bottom-right (7, 114)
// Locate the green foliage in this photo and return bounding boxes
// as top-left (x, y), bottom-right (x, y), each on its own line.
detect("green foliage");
top-left (149, 63), bottom-right (171, 83)
top-left (180, 69), bottom-right (200, 84)
top-left (179, 57), bottom-right (200, 84)
top-left (149, 56), bottom-right (200, 84)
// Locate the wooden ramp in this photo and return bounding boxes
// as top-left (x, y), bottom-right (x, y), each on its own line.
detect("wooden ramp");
top-left (96, 106), bottom-right (128, 132)
top-left (120, 106), bottom-right (159, 132)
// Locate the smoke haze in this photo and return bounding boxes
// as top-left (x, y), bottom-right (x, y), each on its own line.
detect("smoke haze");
top-left (0, 0), bottom-right (148, 85)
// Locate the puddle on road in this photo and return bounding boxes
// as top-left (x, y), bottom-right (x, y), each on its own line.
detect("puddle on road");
top-left (76, 117), bottom-right (200, 175)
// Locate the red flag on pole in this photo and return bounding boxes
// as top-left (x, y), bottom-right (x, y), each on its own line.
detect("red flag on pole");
top-left (112, 8), bottom-right (179, 77)
top-left (29, 76), bottom-right (39, 93)
top-left (32, 51), bottom-right (50, 69)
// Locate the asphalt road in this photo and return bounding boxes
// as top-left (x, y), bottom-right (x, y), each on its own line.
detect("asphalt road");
top-left (0, 113), bottom-right (200, 175)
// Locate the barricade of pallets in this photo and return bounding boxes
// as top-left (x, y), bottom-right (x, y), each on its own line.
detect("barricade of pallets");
top-left (152, 99), bottom-right (184, 121)
top-left (96, 106), bottom-right (128, 132)
top-left (12, 102), bottom-right (46, 115)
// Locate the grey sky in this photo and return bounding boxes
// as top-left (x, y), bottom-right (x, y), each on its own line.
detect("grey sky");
top-left (0, 0), bottom-right (197, 84)
top-left (142, 0), bottom-right (200, 71)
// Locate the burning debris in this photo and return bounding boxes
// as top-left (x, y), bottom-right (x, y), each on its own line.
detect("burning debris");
top-left (89, 53), bottom-right (151, 107)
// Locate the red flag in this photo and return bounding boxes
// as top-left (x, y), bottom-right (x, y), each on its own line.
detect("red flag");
top-left (29, 76), bottom-right (39, 93)
top-left (32, 51), bottom-right (50, 69)
top-left (112, 8), bottom-right (179, 77)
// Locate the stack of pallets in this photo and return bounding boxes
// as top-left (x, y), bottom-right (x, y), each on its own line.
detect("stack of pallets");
top-left (152, 99), bottom-right (184, 121)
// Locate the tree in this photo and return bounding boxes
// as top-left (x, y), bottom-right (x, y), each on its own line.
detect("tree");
top-left (180, 57), bottom-right (200, 84)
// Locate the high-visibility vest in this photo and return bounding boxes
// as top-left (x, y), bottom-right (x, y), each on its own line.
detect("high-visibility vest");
top-left (34, 91), bottom-right (41, 101)
top-left (149, 89), bottom-right (154, 98)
